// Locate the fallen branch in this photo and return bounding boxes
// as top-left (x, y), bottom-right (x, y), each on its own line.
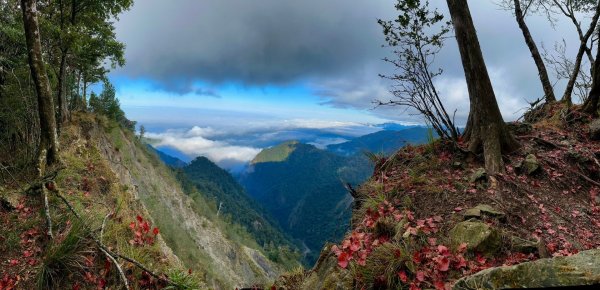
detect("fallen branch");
top-left (98, 211), bottom-right (128, 289)
top-left (43, 186), bottom-right (53, 239)
top-left (47, 182), bottom-right (173, 286)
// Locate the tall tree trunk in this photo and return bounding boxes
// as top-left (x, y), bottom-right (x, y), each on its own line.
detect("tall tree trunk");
top-left (21, 0), bottom-right (60, 167)
top-left (57, 49), bottom-right (69, 125)
top-left (562, 1), bottom-right (600, 105)
top-left (583, 38), bottom-right (600, 116)
top-left (513, 0), bottom-right (556, 103)
top-left (446, 0), bottom-right (519, 174)
top-left (82, 79), bottom-right (87, 111)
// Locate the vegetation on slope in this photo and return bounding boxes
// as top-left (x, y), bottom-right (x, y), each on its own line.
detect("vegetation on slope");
top-left (178, 156), bottom-right (300, 269)
top-left (276, 104), bottom-right (600, 289)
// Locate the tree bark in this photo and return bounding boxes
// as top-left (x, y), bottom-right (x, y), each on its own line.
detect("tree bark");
top-left (513, 0), bottom-right (556, 103)
top-left (446, 0), bottom-right (519, 174)
top-left (21, 0), bottom-right (60, 167)
top-left (562, 1), bottom-right (600, 105)
top-left (583, 37), bottom-right (600, 116)
top-left (57, 49), bottom-right (69, 125)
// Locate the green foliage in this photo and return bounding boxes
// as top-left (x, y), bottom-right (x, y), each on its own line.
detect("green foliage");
top-left (252, 140), bottom-right (299, 164)
top-left (89, 81), bottom-right (136, 131)
top-left (37, 219), bottom-right (92, 290)
top-left (164, 269), bottom-right (205, 290)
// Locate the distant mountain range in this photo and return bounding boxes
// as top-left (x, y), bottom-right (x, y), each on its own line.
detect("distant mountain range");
top-left (327, 127), bottom-right (430, 156)
top-left (151, 126), bottom-right (431, 264)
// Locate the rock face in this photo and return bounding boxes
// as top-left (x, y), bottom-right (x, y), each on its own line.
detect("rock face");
top-left (589, 119), bottom-right (600, 140)
top-left (449, 220), bottom-right (501, 255)
top-left (453, 249), bottom-right (600, 290)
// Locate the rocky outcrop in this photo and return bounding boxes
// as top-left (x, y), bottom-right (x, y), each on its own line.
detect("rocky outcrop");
top-left (449, 220), bottom-right (501, 255)
top-left (453, 249), bottom-right (600, 290)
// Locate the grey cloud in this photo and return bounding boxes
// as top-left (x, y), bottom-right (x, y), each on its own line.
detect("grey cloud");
top-left (115, 0), bottom-right (586, 124)
top-left (115, 0), bottom-right (395, 89)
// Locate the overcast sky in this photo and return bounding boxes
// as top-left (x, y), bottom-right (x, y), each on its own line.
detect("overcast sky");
top-left (109, 0), bottom-right (586, 168)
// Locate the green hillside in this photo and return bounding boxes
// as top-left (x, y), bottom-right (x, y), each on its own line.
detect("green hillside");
top-left (251, 141), bottom-right (299, 164)
top-left (239, 142), bottom-right (372, 264)
top-left (180, 156), bottom-right (300, 267)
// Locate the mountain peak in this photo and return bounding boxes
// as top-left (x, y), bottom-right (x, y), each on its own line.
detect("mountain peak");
top-left (251, 140), bottom-right (301, 164)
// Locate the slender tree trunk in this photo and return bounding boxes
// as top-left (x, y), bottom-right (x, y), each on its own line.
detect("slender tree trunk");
top-left (21, 0), bottom-right (60, 167)
top-left (513, 0), bottom-right (556, 103)
top-left (562, 1), bottom-right (600, 105)
top-left (583, 38), bottom-right (600, 116)
top-left (82, 79), bottom-right (87, 111)
top-left (57, 49), bottom-right (69, 124)
top-left (446, 0), bottom-right (519, 174)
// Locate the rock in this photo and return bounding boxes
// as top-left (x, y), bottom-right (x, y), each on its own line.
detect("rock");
top-left (452, 162), bottom-right (463, 169)
top-left (469, 168), bottom-right (487, 183)
top-left (507, 122), bottom-right (533, 134)
top-left (449, 220), bottom-right (501, 255)
top-left (510, 236), bottom-right (539, 254)
top-left (453, 249), bottom-right (600, 290)
top-left (463, 204), bottom-right (505, 221)
top-left (589, 119), bottom-right (600, 140)
top-left (516, 154), bottom-right (540, 175)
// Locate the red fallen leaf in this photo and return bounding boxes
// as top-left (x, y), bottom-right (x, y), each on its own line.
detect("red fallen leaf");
top-left (397, 270), bottom-right (408, 283)
top-left (436, 256), bottom-right (450, 272)
top-left (141, 221), bottom-right (150, 232)
top-left (23, 250), bottom-right (32, 258)
top-left (136, 215), bottom-right (143, 223)
top-left (153, 227), bottom-right (160, 235)
top-left (27, 258), bottom-right (36, 266)
top-left (9, 259), bottom-right (19, 266)
top-left (97, 278), bottom-right (106, 289)
top-left (475, 254), bottom-right (486, 265)
top-left (434, 280), bottom-right (446, 290)
top-left (457, 243), bottom-right (468, 253)
top-left (455, 254), bottom-right (467, 269)
top-left (437, 245), bottom-right (450, 256)
top-left (84, 191), bottom-right (90, 197)
top-left (337, 252), bottom-right (350, 268)
top-left (412, 251), bottom-right (422, 264)
top-left (45, 182), bottom-right (55, 191)
top-left (454, 207), bottom-right (463, 212)
top-left (415, 271), bottom-right (425, 282)
top-left (188, 268), bottom-right (192, 275)
top-left (129, 222), bottom-right (136, 230)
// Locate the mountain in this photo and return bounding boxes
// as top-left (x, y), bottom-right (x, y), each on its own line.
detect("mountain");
top-left (239, 141), bottom-right (373, 264)
top-left (180, 156), bottom-right (299, 264)
top-left (147, 144), bottom-right (188, 168)
top-left (327, 127), bottom-right (431, 156)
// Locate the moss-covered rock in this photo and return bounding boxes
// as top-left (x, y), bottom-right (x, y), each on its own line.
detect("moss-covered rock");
top-left (510, 236), bottom-right (539, 254)
top-left (469, 168), bottom-right (487, 183)
top-left (463, 204), bottom-right (505, 220)
top-left (516, 154), bottom-right (540, 175)
top-left (453, 249), bottom-right (600, 290)
top-left (449, 220), bottom-right (501, 255)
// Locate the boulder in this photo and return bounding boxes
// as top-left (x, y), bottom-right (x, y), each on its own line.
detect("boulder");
top-left (510, 236), bottom-right (539, 254)
top-left (453, 249), bottom-right (600, 290)
top-left (590, 119), bottom-right (600, 140)
top-left (469, 168), bottom-right (487, 183)
top-left (463, 204), bottom-right (505, 221)
top-left (516, 154), bottom-right (540, 175)
top-left (449, 220), bottom-right (501, 255)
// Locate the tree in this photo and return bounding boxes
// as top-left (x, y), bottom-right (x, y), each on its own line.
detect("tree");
top-left (446, 0), bottom-right (519, 173)
top-left (378, 0), bottom-right (459, 141)
top-left (582, 45), bottom-right (600, 115)
top-left (501, 0), bottom-right (556, 103)
top-left (21, 0), bottom-right (60, 168)
top-left (139, 125), bottom-right (146, 140)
